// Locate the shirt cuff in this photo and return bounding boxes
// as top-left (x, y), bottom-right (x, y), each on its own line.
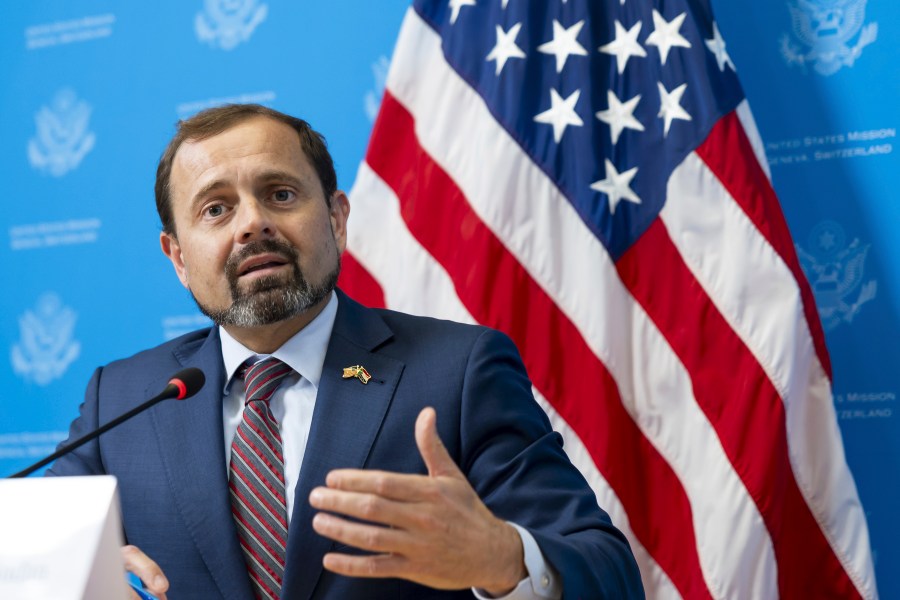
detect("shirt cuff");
top-left (472, 522), bottom-right (561, 600)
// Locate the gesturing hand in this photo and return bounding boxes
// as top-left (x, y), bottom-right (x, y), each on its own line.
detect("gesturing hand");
top-left (309, 407), bottom-right (526, 596)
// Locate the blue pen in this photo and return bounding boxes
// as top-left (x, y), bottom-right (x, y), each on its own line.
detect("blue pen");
top-left (127, 573), bottom-right (159, 600)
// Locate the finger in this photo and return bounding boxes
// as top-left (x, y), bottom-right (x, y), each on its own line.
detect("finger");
top-left (309, 486), bottom-right (418, 529)
top-left (324, 469), bottom-right (434, 502)
top-left (415, 407), bottom-right (461, 479)
top-left (322, 551), bottom-right (408, 580)
top-left (312, 512), bottom-right (408, 554)
top-left (121, 545), bottom-right (169, 600)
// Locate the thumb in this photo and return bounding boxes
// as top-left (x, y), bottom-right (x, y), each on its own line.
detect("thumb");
top-left (415, 407), bottom-right (462, 479)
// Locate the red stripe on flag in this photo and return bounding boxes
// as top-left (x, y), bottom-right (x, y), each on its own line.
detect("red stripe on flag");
top-left (695, 112), bottom-right (832, 380)
top-left (616, 218), bottom-right (860, 599)
top-left (366, 91), bottom-right (714, 599)
top-left (339, 250), bottom-right (387, 308)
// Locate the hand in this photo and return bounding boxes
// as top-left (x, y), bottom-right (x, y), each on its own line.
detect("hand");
top-left (121, 545), bottom-right (169, 600)
top-left (309, 407), bottom-right (527, 596)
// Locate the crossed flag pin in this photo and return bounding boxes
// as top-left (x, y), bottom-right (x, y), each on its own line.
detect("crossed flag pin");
top-left (342, 365), bottom-right (372, 385)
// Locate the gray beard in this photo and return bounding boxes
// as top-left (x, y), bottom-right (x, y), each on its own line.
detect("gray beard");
top-left (192, 239), bottom-right (340, 328)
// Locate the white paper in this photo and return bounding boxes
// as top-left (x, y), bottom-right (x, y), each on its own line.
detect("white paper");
top-left (0, 475), bottom-right (128, 600)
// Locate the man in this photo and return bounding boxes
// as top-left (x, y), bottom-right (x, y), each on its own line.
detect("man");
top-left (49, 104), bottom-right (643, 599)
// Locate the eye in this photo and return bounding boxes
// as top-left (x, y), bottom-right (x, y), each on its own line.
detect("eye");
top-left (204, 204), bottom-right (226, 218)
top-left (272, 189), bottom-right (295, 203)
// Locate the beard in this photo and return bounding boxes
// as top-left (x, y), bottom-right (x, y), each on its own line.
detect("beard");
top-left (192, 238), bottom-right (340, 328)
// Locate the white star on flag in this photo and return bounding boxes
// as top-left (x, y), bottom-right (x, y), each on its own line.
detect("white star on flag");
top-left (591, 159), bottom-right (641, 214)
top-left (538, 20), bottom-right (588, 73)
top-left (599, 20), bottom-right (647, 75)
top-left (657, 82), bottom-right (692, 136)
top-left (487, 23), bottom-right (526, 75)
top-left (705, 22), bottom-right (736, 71)
top-left (448, 0), bottom-right (476, 25)
top-left (534, 88), bottom-right (584, 143)
top-left (646, 10), bottom-right (692, 65)
top-left (596, 91), bottom-right (645, 144)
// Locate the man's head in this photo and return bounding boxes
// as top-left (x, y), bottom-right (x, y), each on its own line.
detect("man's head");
top-left (156, 104), bottom-right (338, 236)
top-left (156, 105), bottom-right (349, 343)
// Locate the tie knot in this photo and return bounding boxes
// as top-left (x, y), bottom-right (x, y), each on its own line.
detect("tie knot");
top-left (242, 357), bottom-right (293, 404)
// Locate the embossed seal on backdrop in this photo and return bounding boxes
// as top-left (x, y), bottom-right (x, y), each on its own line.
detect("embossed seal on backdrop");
top-left (195, 0), bottom-right (268, 51)
top-left (27, 88), bottom-right (96, 177)
top-left (797, 221), bottom-right (877, 331)
top-left (780, 0), bottom-right (878, 75)
top-left (11, 293), bottom-right (81, 386)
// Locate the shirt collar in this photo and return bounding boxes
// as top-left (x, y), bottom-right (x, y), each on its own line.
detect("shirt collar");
top-left (219, 291), bottom-right (339, 394)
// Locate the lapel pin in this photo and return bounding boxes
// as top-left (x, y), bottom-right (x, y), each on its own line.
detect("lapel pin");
top-left (342, 365), bottom-right (372, 385)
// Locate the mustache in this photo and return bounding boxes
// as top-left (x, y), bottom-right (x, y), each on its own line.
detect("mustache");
top-left (224, 239), bottom-right (300, 282)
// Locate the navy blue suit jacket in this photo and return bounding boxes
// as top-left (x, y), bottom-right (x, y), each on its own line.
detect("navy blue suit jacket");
top-left (49, 292), bottom-right (643, 599)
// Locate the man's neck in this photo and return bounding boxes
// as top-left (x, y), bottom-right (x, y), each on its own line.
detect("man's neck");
top-left (221, 296), bottom-right (331, 354)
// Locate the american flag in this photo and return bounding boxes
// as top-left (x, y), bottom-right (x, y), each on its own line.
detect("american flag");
top-left (338, 1), bottom-right (877, 597)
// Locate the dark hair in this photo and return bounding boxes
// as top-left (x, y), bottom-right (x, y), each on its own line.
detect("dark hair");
top-left (154, 104), bottom-right (337, 235)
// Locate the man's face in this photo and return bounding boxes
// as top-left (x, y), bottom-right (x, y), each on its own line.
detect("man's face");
top-left (160, 116), bottom-right (349, 328)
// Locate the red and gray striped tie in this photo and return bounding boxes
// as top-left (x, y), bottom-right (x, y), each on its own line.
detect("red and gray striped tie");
top-left (229, 357), bottom-right (293, 600)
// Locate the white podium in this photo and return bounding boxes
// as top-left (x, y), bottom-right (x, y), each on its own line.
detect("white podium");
top-left (0, 476), bottom-right (128, 600)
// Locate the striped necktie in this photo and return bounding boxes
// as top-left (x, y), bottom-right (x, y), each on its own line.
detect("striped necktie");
top-left (229, 357), bottom-right (293, 600)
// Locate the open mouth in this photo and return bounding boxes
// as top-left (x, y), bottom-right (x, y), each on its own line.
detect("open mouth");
top-left (237, 254), bottom-right (290, 278)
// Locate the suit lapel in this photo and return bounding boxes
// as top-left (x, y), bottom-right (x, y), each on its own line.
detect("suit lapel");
top-left (282, 294), bottom-right (404, 600)
top-left (149, 328), bottom-right (255, 600)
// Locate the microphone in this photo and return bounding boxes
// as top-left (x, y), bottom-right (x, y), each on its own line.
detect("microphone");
top-left (158, 367), bottom-right (206, 401)
top-left (9, 367), bottom-right (206, 478)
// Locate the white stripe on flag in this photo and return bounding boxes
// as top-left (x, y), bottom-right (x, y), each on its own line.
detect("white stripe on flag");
top-left (662, 152), bottom-right (876, 598)
top-left (348, 162), bottom-right (475, 324)
top-left (735, 101), bottom-right (771, 182)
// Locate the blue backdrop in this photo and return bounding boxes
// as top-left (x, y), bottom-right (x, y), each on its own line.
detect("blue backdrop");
top-left (2, 1), bottom-right (896, 596)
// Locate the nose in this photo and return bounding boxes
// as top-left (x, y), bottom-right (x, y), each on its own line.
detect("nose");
top-left (234, 196), bottom-right (275, 243)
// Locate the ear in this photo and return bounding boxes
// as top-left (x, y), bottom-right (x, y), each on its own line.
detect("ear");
top-left (329, 191), bottom-right (351, 254)
top-left (160, 231), bottom-right (190, 289)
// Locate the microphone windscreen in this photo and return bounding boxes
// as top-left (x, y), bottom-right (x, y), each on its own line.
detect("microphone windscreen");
top-left (169, 367), bottom-right (206, 399)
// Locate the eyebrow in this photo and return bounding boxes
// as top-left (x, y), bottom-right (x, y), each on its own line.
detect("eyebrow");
top-left (190, 180), bottom-right (230, 209)
top-left (255, 170), bottom-right (307, 189)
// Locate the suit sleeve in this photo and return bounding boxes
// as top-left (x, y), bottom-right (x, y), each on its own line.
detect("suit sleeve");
top-left (46, 367), bottom-right (107, 477)
top-left (457, 329), bottom-right (644, 600)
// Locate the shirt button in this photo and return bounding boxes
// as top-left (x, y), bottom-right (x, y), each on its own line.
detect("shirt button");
top-left (541, 574), bottom-right (550, 588)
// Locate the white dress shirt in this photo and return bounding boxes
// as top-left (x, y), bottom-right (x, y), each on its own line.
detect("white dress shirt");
top-left (218, 292), bottom-right (560, 599)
